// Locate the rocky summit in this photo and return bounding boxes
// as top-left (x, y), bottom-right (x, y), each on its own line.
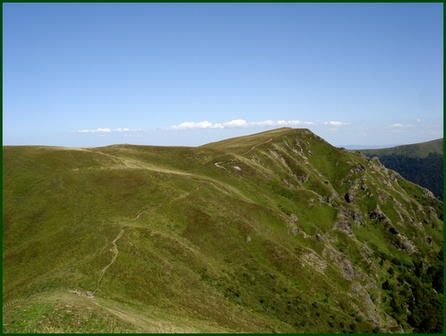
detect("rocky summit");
top-left (3, 128), bottom-right (443, 333)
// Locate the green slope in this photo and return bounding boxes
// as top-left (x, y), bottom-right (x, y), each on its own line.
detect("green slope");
top-left (3, 128), bottom-right (443, 333)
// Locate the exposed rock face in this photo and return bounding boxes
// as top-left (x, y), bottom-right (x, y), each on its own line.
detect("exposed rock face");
top-left (336, 213), bottom-right (353, 235)
top-left (291, 226), bottom-right (299, 235)
top-left (396, 235), bottom-right (418, 254)
top-left (344, 192), bottom-right (354, 203)
top-left (351, 282), bottom-right (381, 327)
top-left (389, 227), bottom-right (399, 235)
top-left (341, 257), bottom-right (356, 280)
top-left (301, 251), bottom-right (327, 273)
top-left (335, 207), bottom-right (363, 234)
top-left (354, 163), bottom-right (366, 173)
top-left (369, 206), bottom-right (386, 222)
top-left (323, 245), bottom-right (357, 281)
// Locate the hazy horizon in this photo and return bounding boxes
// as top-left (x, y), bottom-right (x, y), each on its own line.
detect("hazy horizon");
top-left (2, 127), bottom-right (442, 151)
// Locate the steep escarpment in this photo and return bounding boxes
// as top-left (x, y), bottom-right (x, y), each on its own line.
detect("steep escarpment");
top-left (3, 128), bottom-right (443, 333)
top-left (359, 138), bottom-right (443, 199)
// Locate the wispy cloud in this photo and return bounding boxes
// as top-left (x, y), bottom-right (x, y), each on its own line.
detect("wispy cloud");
top-left (77, 128), bottom-right (112, 133)
top-left (76, 128), bottom-right (141, 133)
top-left (169, 119), bottom-right (327, 130)
top-left (223, 119), bottom-right (248, 128)
top-left (76, 119), bottom-right (350, 134)
top-left (170, 121), bottom-right (224, 130)
top-left (388, 123), bottom-right (415, 129)
top-left (322, 121), bottom-right (350, 126)
top-left (169, 119), bottom-right (253, 130)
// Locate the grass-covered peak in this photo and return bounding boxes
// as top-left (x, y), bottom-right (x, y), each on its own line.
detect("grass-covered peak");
top-left (3, 128), bottom-right (443, 333)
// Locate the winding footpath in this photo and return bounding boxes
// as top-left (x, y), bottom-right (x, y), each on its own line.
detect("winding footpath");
top-left (93, 229), bottom-right (124, 294)
top-left (132, 185), bottom-right (200, 221)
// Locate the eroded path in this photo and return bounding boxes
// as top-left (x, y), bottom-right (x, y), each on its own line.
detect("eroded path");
top-left (93, 229), bottom-right (124, 294)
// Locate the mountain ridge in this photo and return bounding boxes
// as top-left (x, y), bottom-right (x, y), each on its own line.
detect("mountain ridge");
top-left (357, 138), bottom-right (443, 199)
top-left (3, 128), bottom-right (443, 333)
top-left (357, 138), bottom-right (443, 158)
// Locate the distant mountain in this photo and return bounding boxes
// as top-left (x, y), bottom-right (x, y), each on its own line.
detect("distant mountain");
top-left (3, 128), bottom-right (443, 333)
top-left (342, 144), bottom-right (401, 150)
top-left (358, 138), bottom-right (443, 158)
top-left (357, 139), bottom-right (443, 199)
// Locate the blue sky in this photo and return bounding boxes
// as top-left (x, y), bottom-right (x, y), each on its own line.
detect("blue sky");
top-left (3, 3), bottom-right (443, 148)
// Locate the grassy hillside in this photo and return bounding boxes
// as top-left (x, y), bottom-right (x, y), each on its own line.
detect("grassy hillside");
top-left (3, 128), bottom-right (443, 333)
top-left (357, 138), bottom-right (443, 199)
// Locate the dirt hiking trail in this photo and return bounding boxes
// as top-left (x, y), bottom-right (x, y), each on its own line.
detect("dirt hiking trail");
top-left (93, 229), bottom-right (124, 294)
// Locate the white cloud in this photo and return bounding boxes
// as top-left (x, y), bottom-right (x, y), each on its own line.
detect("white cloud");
top-left (77, 128), bottom-right (112, 133)
top-left (171, 119), bottom-right (251, 129)
top-left (281, 120), bottom-right (305, 126)
top-left (388, 124), bottom-right (416, 129)
top-left (169, 119), bottom-right (325, 130)
top-left (322, 121), bottom-right (350, 126)
top-left (250, 120), bottom-right (280, 127)
top-left (388, 123), bottom-right (416, 130)
top-left (78, 119), bottom-right (351, 134)
top-left (170, 121), bottom-right (224, 130)
top-left (223, 119), bottom-right (248, 128)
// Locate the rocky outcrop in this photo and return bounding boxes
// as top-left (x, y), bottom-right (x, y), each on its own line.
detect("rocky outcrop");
top-left (323, 244), bottom-right (357, 281)
top-left (369, 206), bottom-right (386, 222)
top-left (335, 207), bottom-right (363, 234)
top-left (344, 192), bottom-right (354, 203)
